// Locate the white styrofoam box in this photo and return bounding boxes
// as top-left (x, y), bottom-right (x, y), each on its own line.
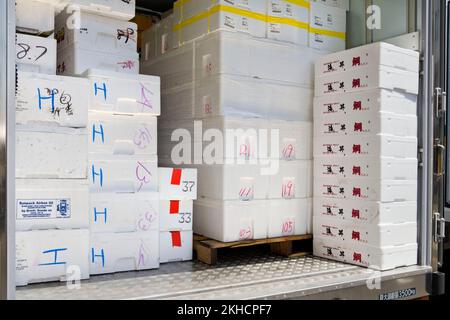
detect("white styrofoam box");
top-left (57, 44), bottom-right (139, 76)
top-left (313, 216), bottom-right (417, 247)
top-left (315, 65), bottom-right (420, 97)
top-left (269, 160), bottom-right (313, 199)
top-left (314, 135), bottom-right (418, 159)
top-left (267, 198), bottom-right (312, 238)
top-left (16, 0), bottom-right (56, 35)
top-left (173, 0), bottom-right (183, 23)
top-left (194, 199), bottom-right (269, 242)
top-left (314, 156), bottom-right (418, 180)
top-left (16, 229), bottom-right (89, 286)
top-left (271, 120), bottom-right (313, 160)
top-left (313, 238), bottom-right (417, 271)
top-left (55, 10), bottom-right (137, 54)
top-left (16, 126), bottom-right (87, 179)
top-left (90, 193), bottom-right (159, 233)
top-left (16, 179), bottom-right (89, 231)
top-left (88, 112), bottom-right (157, 156)
top-left (160, 200), bottom-right (193, 232)
top-left (89, 155), bottom-right (158, 193)
top-left (16, 33), bottom-right (57, 75)
top-left (313, 198), bottom-right (417, 225)
top-left (315, 42), bottom-right (420, 78)
top-left (180, 0), bottom-right (210, 21)
top-left (159, 167), bottom-right (198, 200)
top-left (16, 72), bottom-right (89, 128)
top-left (195, 74), bottom-right (313, 120)
top-left (90, 231), bottom-right (159, 275)
top-left (142, 25), bottom-right (158, 62)
top-left (310, 0), bottom-right (350, 11)
top-left (314, 177), bottom-right (417, 202)
top-left (157, 15), bottom-right (175, 56)
top-left (313, 89), bottom-right (418, 119)
top-left (160, 231), bottom-right (193, 263)
top-left (140, 42), bottom-right (194, 90)
top-left (84, 69), bottom-right (161, 115)
top-left (63, 0), bottom-right (136, 20)
top-left (195, 30), bottom-right (325, 86)
top-left (309, 2), bottom-right (346, 52)
top-left (314, 112), bottom-right (417, 138)
top-left (161, 83), bottom-right (195, 120)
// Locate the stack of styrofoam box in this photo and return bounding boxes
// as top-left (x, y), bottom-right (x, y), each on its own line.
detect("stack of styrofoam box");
top-left (159, 168), bottom-right (198, 263)
top-left (85, 70), bottom-right (161, 275)
top-left (312, 42), bottom-right (420, 271)
top-left (54, 0), bottom-right (138, 76)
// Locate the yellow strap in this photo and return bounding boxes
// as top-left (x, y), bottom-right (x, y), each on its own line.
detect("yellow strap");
top-left (173, 10), bottom-right (211, 32)
top-left (285, 0), bottom-right (311, 9)
top-left (267, 16), bottom-right (309, 30)
top-left (209, 5), bottom-right (268, 23)
top-left (309, 27), bottom-right (347, 40)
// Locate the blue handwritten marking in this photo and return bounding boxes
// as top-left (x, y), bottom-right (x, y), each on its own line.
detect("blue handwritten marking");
top-left (91, 248), bottom-right (105, 268)
top-left (37, 88), bottom-right (56, 113)
top-left (91, 165), bottom-right (104, 187)
top-left (92, 124), bottom-right (105, 143)
top-left (39, 248), bottom-right (67, 266)
top-left (94, 82), bottom-right (107, 101)
top-left (94, 207), bottom-right (108, 224)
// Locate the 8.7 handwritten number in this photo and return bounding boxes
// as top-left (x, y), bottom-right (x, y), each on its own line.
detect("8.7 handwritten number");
top-left (17, 43), bottom-right (48, 61)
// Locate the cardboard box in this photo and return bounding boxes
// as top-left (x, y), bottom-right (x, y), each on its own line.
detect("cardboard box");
top-left (62, 0), bottom-right (136, 20)
top-left (84, 69), bottom-right (161, 115)
top-left (90, 193), bottom-right (159, 233)
top-left (309, 2), bottom-right (346, 52)
top-left (314, 177), bottom-right (417, 202)
top-left (16, 229), bottom-right (90, 286)
top-left (267, 198), bottom-right (312, 238)
top-left (314, 157), bottom-right (418, 180)
top-left (159, 167), bottom-right (198, 200)
top-left (160, 200), bottom-right (193, 232)
top-left (16, 72), bottom-right (89, 128)
top-left (315, 42), bottom-right (420, 77)
top-left (313, 135), bottom-right (418, 159)
top-left (90, 231), bottom-right (159, 275)
top-left (16, 179), bottom-right (89, 231)
top-left (160, 231), bottom-right (193, 263)
top-left (16, 126), bottom-right (88, 179)
top-left (313, 237), bottom-right (417, 271)
top-left (16, 0), bottom-right (56, 35)
top-left (88, 112), bottom-right (158, 156)
top-left (16, 33), bottom-right (57, 75)
top-left (269, 160), bottom-right (313, 200)
top-left (313, 198), bottom-right (417, 224)
top-left (89, 155), bottom-right (158, 193)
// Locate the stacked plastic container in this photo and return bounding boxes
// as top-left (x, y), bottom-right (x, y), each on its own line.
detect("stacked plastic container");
top-left (312, 43), bottom-right (420, 270)
top-left (15, 0), bottom-right (90, 286)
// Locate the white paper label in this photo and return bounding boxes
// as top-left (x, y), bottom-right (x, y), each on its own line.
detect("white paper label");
top-left (17, 199), bottom-right (71, 220)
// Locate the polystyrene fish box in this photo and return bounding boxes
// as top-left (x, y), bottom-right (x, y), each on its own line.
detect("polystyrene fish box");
top-left (195, 30), bottom-right (325, 86)
top-left (55, 10), bottom-right (137, 54)
top-left (314, 135), bottom-right (418, 159)
top-left (194, 199), bottom-right (269, 242)
top-left (160, 231), bottom-right (193, 263)
top-left (16, 179), bottom-right (89, 231)
top-left (63, 0), bottom-right (136, 20)
top-left (90, 231), bottom-right (159, 275)
top-left (16, 126), bottom-right (87, 179)
top-left (16, 33), bottom-right (57, 75)
top-left (88, 112), bottom-right (157, 156)
top-left (159, 168), bottom-right (198, 200)
top-left (314, 157), bottom-right (418, 180)
top-left (315, 65), bottom-right (420, 97)
top-left (89, 155), bottom-right (158, 193)
top-left (16, 229), bottom-right (90, 286)
top-left (310, 0), bottom-right (350, 11)
top-left (16, 0), bottom-right (56, 35)
top-left (16, 72), bottom-right (89, 128)
top-left (313, 237), bottom-right (418, 271)
top-left (314, 112), bottom-right (417, 138)
top-left (314, 177), bottom-right (417, 202)
top-left (267, 198), bottom-right (312, 238)
top-left (309, 2), bottom-right (346, 52)
top-left (313, 89), bottom-right (418, 119)
top-left (84, 69), bottom-right (161, 115)
top-left (269, 161), bottom-right (313, 200)
top-left (57, 44), bottom-right (139, 76)
top-left (156, 15), bottom-right (175, 56)
top-left (315, 42), bottom-right (420, 78)
top-left (313, 216), bottom-right (417, 247)
top-left (313, 198), bottom-right (417, 224)
top-left (161, 83), bottom-right (195, 120)
top-left (195, 74), bottom-right (313, 120)
top-left (179, 0), bottom-right (209, 21)
top-left (160, 200), bottom-right (193, 232)
top-left (141, 24), bottom-right (158, 62)
top-left (90, 193), bottom-right (159, 233)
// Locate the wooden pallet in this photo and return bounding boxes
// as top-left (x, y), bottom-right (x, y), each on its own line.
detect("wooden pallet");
top-left (194, 234), bottom-right (313, 265)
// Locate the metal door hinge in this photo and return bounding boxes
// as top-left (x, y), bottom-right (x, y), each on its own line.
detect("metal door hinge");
top-left (433, 212), bottom-right (446, 243)
top-left (435, 87), bottom-right (447, 118)
top-left (434, 140), bottom-right (446, 177)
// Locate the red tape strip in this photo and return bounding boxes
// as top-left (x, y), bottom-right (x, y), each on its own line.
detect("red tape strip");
top-left (169, 200), bottom-right (180, 214)
top-left (171, 169), bottom-right (182, 185)
top-left (171, 231), bottom-right (182, 247)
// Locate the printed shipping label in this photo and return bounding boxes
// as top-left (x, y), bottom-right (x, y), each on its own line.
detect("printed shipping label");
top-left (17, 199), bottom-right (71, 220)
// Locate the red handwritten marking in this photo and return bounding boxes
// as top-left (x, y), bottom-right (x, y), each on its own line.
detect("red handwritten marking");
top-left (282, 181), bottom-right (295, 198)
top-left (117, 60), bottom-right (135, 70)
top-left (282, 144), bottom-right (295, 160)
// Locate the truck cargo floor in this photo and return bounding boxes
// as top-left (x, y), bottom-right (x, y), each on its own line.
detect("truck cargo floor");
top-left (16, 252), bottom-right (430, 300)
